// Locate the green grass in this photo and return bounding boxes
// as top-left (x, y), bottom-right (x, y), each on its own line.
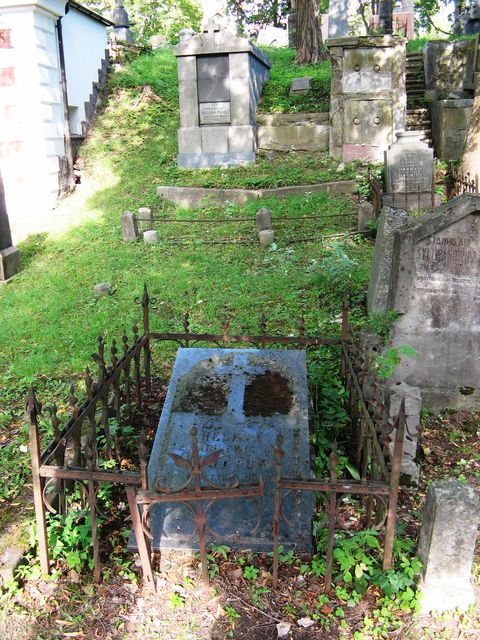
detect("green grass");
top-left (0, 46), bottom-right (372, 504)
top-left (258, 47), bottom-right (331, 113)
top-left (407, 34), bottom-right (477, 53)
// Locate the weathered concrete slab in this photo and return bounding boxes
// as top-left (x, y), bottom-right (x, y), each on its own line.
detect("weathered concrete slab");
top-left (144, 348), bottom-right (313, 552)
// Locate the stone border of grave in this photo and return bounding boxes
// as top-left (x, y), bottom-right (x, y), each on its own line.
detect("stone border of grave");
top-left (156, 180), bottom-right (358, 209)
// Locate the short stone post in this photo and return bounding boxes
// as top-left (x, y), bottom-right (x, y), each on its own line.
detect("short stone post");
top-left (387, 382), bottom-right (421, 484)
top-left (143, 230), bottom-right (159, 244)
top-left (121, 211), bottom-right (139, 242)
top-left (256, 207), bottom-right (272, 232)
top-left (417, 479), bottom-right (479, 612)
top-left (256, 207), bottom-right (274, 245)
top-left (138, 207), bottom-right (153, 225)
top-left (358, 201), bottom-right (374, 232)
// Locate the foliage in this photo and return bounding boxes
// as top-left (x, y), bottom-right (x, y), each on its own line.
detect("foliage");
top-left (84, 0), bottom-right (202, 46)
top-left (46, 508), bottom-right (95, 573)
top-left (259, 47), bottom-right (331, 112)
top-left (373, 345), bottom-right (417, 379)
top-left (226, 0), bottom-right (291, 34)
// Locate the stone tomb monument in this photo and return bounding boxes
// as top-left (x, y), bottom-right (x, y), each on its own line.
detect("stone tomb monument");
top-left (175, 16), bottom-right (271, 168)
top-left (143, 348), bottom-right (313, 551)
top-left (388, 194), bottom-right (480, 409)
top-left (327, 36), bottom-right (406, 162)
top-left (383, 131), bottom-right (439, 211)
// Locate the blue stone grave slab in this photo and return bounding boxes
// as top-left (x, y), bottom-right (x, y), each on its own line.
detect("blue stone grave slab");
top-left (141, 347), bottom-right (313, 552)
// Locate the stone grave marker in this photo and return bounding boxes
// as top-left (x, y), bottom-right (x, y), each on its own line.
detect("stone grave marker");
top-left (142, 347), bottom-right (313, 552)
top-left (417, 479), bottom-right (479, 612)
top-left (290, 77), bottom-right (312, 95)
top-left (383, 131), bottom-right (439, 211)
top-left (175, 16), bottom-right (271, 168)
top-left (388, 193), bottom-right (480, 409)
top-left (328, 0), bottom-right (349, 38)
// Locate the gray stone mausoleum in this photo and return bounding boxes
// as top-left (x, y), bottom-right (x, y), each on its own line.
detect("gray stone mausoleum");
top-left (175, 17), bottom-right (271, 168)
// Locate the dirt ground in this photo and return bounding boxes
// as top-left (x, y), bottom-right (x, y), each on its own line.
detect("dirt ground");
top-left (0, 410), bottom-right (478, 640)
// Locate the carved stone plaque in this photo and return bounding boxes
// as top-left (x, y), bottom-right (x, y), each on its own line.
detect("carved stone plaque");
top-left (199, 101), bottom-right (231, 125)
top-left (344, 99), bottom-right (393, 145)
top-left (342, 48), bottom-right (393, 93)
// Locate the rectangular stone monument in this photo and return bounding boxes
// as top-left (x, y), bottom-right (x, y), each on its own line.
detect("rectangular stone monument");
top-left (142, 347), bottom-right (313, 552)
top-left (0, 169), bottom-right (20, 282)
top-left (326, 36), bottom-right (406, 162)
top-left (388, 193), bottom-right (480, 409)
top-left (383, 131), bottom-right (439, 211)
top-left (417, 479), bottom-right (479, 612)
top-left (175, 16), bottom-right (271, 168)
top-left (328, 0), bottom-right (349, 38)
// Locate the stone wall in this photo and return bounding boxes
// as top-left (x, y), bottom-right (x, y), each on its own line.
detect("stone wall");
top-left (430, 99), bottom-right (473, 161)
top-left (424, 39), bottom-right (475, 100)
top-left (256, 113), bottom-right (329, 152)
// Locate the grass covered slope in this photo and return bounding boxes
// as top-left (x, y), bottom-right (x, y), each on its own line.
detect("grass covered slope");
top-left (0, 48), bottom-right (365, 381)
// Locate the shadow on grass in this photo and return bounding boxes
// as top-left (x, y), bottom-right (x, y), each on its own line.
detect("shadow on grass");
top-left (17, 233), bottom-right (49, 272)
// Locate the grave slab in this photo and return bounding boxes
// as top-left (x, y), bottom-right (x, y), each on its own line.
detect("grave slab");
top-left (144, 347), bottom-right (313, 552)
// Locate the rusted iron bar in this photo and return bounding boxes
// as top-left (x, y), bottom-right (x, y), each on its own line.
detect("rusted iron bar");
top-left (40, 336), bottom-right (148, 466)
top-left (272, 435), bottom-right (284, 589)
top-left (133, 427), bottom-right (263, 588)
top-left (382, 399), bottom-right (406, 570)
top-left (342, 345), bottom-right (389, 480)
top-left (277, 478), bottom-right (390, 495)
top-left (26, 385), bottom-right (50, 575)
top-left (325, 445), bottom-right (339, 594)
top-left (126, 486), bottom-right (155, 592)
top-left (38, 466), bottom-right (142, 484)
top-left (148, 331), bottom-right (343, 347)
top-left (141, 284), bottom-right (152, 393)
top-left (142, 212), bottom-right (356, 224)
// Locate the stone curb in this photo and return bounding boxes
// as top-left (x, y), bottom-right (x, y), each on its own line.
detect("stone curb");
top-left (156, 181), bottom-right (358, 209)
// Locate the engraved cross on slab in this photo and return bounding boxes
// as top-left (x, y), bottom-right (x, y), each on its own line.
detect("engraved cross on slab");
top-left (136, 348), bottom-right (314, 552)
top-left (212, 353), bottom-right (265, 419)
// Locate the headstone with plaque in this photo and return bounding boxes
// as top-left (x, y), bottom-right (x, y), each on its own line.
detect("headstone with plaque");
top-left (175, 15), bottom-right (271, 168)
top-left (383, 131), bottom-right (439, 211)
top-left (388, 194), bottom-right (480, 409)
top-left (134, 347), bottom-right (314, 552)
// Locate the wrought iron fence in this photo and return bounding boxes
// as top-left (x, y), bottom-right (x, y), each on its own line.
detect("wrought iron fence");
top-left (446, 164), bottom-right (479, 200)
top-left (27, 286), bottom-right (404, 592)
top-left (367, 168), bottom-right (383, 218)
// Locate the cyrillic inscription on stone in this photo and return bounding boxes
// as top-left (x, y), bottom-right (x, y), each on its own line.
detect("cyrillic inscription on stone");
top-left (391, 152), bottom-right (432, 192)
top-left (199, 101), bottom-right (231, 124)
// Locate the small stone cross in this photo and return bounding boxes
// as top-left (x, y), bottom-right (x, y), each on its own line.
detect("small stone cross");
top-left (213, 353), bottom-right (265, 418)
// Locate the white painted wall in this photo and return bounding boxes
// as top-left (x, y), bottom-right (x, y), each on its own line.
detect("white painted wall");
top-left (61, 6), bottom-right (108, 135)
top-left (0, 0), bottom-right (66, 239)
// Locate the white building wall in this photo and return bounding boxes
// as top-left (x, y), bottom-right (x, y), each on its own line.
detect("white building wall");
top-left (61, 7), bottom-right (108, 135)
top-left (0, 0), bottom-right (66, 239)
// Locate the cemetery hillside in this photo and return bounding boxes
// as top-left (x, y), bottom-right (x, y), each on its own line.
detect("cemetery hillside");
top-left (0, 5), bottom-right (479, 639)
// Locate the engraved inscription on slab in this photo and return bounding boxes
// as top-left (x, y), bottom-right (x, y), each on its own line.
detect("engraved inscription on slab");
top-left (199, 101), bottom-right (231, 124)
top-left (391, 153), bottom-right (432, 192)
top-left (412, 215), bottom-right (480, 330)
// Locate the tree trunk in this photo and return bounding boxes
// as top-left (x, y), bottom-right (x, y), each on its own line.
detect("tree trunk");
top-left (295, 0), bottom-right (326, 64)
top-left (378, 0), bottom-right (393, 34)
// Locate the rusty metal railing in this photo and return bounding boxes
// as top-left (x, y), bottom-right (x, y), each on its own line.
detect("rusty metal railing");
top-left (27, 285), bottom-right (404, 593)
top-left (447, 164), bottom-right (479, 200)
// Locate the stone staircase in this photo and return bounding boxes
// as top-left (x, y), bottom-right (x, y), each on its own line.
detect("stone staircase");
top-left (405, 51), bottom-right (432, 145)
